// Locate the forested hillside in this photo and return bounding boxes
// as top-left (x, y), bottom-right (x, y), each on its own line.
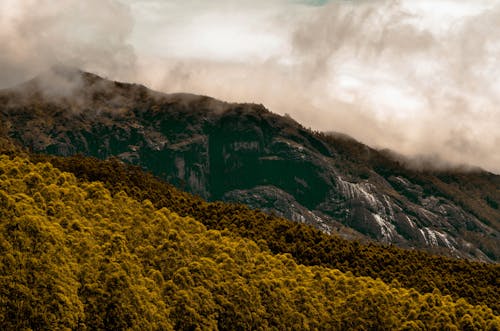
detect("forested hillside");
top-left (1, 155), bottom-right (499, 330)
top-left (35, 153), bottom-right (500, 314)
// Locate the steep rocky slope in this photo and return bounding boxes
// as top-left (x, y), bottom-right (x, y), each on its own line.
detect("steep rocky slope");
top-left (1, 67), bottom-right (499, 261)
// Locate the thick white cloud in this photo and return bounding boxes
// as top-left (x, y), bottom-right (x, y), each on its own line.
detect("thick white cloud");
top-left (1, 0), bottom-right (500, 173)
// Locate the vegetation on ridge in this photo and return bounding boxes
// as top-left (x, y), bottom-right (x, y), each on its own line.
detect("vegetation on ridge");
top-left (34, 153), bottom-right (500, 314)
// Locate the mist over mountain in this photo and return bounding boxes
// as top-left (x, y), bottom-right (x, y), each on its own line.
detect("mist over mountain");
top-left (1, 67), bottom-right (499, 262)
top-left (2, 0), bottom-right (500, 173)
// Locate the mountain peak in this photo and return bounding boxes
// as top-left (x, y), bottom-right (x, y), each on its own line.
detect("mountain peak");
top-left (3, 66), bottom-right (153, 107)
top-left (3, 67), bottom-right (266, 118)
top-left (7, 65), bottom-right (98, 99)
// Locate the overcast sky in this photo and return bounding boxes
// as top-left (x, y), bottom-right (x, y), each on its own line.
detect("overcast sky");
top-left (1, 0), bottom-right (500, 173)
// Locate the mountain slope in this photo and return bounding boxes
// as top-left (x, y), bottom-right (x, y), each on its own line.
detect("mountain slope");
top-left (1, 155), bottom-right (499, 330)
top-left (32, 153), bottom-right (500, 313)
top-left (1, 67), bottom-right (499, 261)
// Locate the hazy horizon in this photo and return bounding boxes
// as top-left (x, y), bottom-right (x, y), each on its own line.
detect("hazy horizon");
top-left (1, 0), bottom-right (500, 173)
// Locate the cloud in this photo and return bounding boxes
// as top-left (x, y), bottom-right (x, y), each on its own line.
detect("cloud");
top-left (0, 0), bottom-right (136, 88)
top-left (131, 0), bottom-right (500, 173)
top-left (1, 0), bottom-right (500, 173)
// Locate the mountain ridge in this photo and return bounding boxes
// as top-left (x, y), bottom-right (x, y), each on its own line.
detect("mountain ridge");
top-left (1, 67), bottom-right (499, 261)
top-left (28, 152), bottom-right (500, 313)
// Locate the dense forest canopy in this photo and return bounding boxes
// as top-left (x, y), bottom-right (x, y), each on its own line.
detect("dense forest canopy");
top-left (35, 153), bottom-right (500, 314)
top-left (0, 154), bottom-right (499, 330)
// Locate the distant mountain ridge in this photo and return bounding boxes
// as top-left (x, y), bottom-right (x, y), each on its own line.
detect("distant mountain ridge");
top-left (1, 67), bottom-right (499, 261)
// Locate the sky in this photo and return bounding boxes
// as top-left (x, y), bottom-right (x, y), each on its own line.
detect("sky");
top-left (1, 0), bottom-right (500, 173)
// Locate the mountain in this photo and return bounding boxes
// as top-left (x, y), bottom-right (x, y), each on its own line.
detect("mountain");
top-left (1, 66), bottom-right (499, 261)
top-left (28, 152), bottom-right (500, 314)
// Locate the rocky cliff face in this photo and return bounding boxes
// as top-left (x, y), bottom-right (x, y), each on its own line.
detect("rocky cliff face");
top-left (1, 67), bottom-right (499, 261)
